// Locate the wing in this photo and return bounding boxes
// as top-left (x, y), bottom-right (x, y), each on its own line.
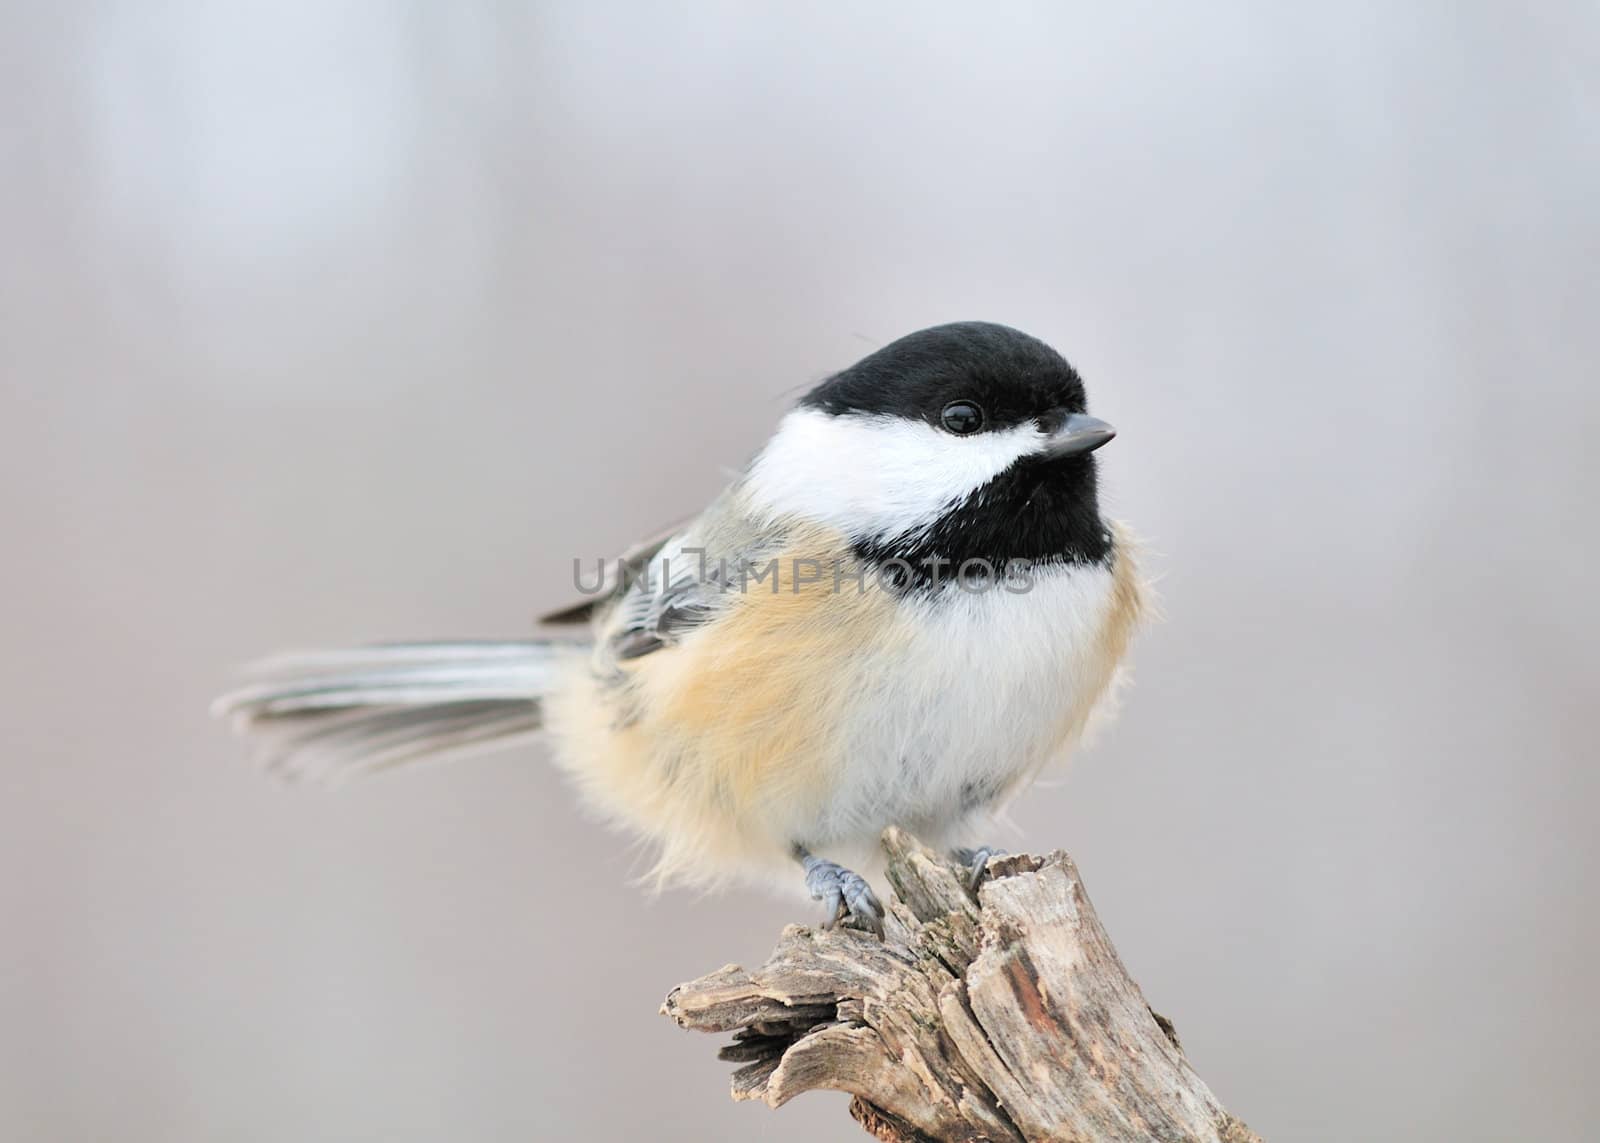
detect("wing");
top-left (597, 489), bottom-right (791, 663)
top-left (605, 531), bottom-right (730, 660)
top-left (538, 516), bottom-right (694, 626)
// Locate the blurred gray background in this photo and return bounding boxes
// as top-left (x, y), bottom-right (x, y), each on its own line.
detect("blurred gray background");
top-left (3, 2), bottom-right (1596, 1140)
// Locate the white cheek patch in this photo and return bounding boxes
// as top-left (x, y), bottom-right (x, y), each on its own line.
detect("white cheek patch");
top-left (745, 408), bottom-right (1043, 541)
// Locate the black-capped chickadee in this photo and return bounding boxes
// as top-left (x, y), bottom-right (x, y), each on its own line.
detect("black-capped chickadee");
top-left (215, 322), bottom-right (1147, 931)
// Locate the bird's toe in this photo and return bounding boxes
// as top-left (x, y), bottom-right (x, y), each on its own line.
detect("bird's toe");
top-left (802, 856), bottom-right (883, 935)
top-left (952, 845), bottom-right (1007, 891)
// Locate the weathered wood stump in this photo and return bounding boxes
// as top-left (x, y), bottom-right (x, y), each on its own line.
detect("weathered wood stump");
top-left (663, 827), bottom-right (1262, 1142)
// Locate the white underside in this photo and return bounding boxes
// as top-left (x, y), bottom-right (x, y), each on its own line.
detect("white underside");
top-left (798, 562), bottom-right (1122, 862)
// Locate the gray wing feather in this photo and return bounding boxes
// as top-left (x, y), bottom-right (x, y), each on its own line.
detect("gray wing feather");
top-left (601, 490), bottom-right (788, 663)
top-left (538, 517), bottom-right (692, 626)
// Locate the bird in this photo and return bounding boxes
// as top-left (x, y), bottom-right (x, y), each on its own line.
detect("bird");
top-left (214, 321), bottom-right (1148, 932)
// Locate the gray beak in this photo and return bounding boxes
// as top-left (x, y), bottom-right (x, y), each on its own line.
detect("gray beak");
top-left (1038, 412), bottom-right (1116, 457)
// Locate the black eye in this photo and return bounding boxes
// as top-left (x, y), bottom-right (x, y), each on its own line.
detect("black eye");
top-left (940, 401), bottom-right (984, 435)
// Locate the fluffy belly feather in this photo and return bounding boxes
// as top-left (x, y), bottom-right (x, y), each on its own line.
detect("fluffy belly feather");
top-left (813, 559), bottom-right (1133, 845)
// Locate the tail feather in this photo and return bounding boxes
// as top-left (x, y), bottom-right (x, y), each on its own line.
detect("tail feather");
top-left (213, 640), bottom-right (578, 783)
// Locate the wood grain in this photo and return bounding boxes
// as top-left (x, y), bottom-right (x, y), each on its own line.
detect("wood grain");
top-left (663, 828), bottom-right (1262, 1142)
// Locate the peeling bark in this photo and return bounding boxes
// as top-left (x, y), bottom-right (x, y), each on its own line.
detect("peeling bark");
top-left (662, 828), bottom-right (1262, 1142)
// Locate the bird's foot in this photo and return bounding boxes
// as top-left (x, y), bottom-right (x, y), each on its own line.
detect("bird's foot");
top-left (799, 852), bottom-right (884, 935)
top-left (951, 845), bottom-right (1007, 890)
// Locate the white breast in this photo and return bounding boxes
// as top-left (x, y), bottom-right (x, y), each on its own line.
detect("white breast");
top-left (807, 562), bottom-right (1125, 847)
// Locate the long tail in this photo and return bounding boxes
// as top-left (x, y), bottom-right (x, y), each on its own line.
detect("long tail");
top-left (211, 640), bottom-right (581, 783)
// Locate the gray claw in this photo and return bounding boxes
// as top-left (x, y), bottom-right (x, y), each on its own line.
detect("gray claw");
top-left (952, 845), bottom-right (1007, 891)
top-left (801, 854), bottom-right (884, 935)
